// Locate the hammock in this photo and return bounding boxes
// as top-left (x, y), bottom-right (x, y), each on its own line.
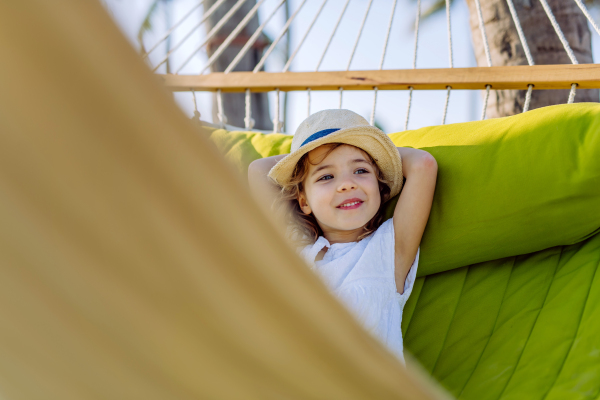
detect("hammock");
top-left (0, 1), bottom-right (446, 399)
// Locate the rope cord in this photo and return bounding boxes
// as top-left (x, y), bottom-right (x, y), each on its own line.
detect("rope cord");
top-left (442, 86), bottom-right (451, 125)
top-left (225, 0), bottom-right (286, 74)
top-left (342, 0), bottom-right (373, 111)
top-left (523, 84), bottom-right (533, 112)
top-left (442, 0), bottom-right (453, 124)
top-left (474, 0), bottom-right (492, 67)
top-left (505, 0), bottom-right (535, 112)
top-left (156, 0), bottom-right (247, 73)
top-left (539, 0), bottom-right (578, 102)
top-left (339, 88), bottom-right (343, 109)
top-left (217, 89), bottom-right (226, 128)
top-left (198, 0), bottom-right (266, 75)
top-left (145, 0), bottom-right (222, 59)
top-left (244, 89), bottom-right (254, 130)
top-left (474, 0), bottom-right (491, 120)
top-left (405, 0), bottom-right (421, 130)
top-left (370, 87), bottom-right (378, 126)
top-left (481, 85), bottom-right (491, 120)
top-left (371, 0), bottom-right (398, 126)
top-left (346, 0), bottom-right (374, 71)
top-left (538, 0), bottom-right (578, 64)
top-left (273, 88), bottom-right (281, 133)
top-left (505, 0), bottom-right (534, 65)
top-left (405, 87), bottom-right (413, 131)
top-left (446, 0), bottom-right (453, 68)
top-left (307, 88), bottom-right (311, 117)
top-left (568, 83), bottom-right (577, 103)
top-left (378, 0), bottom-right (398, 70)
top-left (573, 0), bottom-right (600, 37)
top-left (283, 0), bottom-right (328, 72)
top-left (315, 0), bottom-right (351, 71)
top-left (254, 0), bottom-right (308, 73)
top-left (191, 89), bottom-right (201, 121)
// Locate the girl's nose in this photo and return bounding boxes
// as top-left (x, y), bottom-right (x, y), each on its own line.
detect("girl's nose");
top-left (337, 176), bottom-right (357, 192)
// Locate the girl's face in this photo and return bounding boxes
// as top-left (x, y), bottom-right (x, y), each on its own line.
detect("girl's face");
top-left (298, 144), bottom-right (381, 236)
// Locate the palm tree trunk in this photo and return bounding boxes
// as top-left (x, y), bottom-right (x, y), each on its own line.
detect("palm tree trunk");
top-left (205, 0), bottom-right (272, 130)
top-left (465, 0), bottom-right (598, 118)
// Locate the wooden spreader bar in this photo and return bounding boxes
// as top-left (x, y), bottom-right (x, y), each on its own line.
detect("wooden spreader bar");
top-left (160, 64), bottom-right (600, 92)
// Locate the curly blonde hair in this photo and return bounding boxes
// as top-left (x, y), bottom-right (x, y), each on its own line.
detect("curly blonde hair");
top-left (273, 143), bottom-right (392, 246)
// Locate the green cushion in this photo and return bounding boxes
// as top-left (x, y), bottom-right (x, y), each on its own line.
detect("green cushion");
top-left (207, 103), bottom-right (600, 277)
top-left (402, 231), bottom-right (600, 399)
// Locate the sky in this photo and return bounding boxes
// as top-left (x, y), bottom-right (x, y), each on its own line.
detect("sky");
top-left (102, 0), bottom-right (600, 134)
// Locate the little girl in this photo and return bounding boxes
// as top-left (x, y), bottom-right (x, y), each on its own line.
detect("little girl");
top-left (248, 109), bottom-right (437, 362)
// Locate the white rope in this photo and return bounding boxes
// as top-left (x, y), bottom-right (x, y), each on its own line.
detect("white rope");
top-left (307, 88), bottom-right (311, 117)
top-left (198, 0), bottom-right (266, 75)
top-left (378, 0), bottom-right (398, 70)
top-left (505, 0), bottom-right (535, 112)
top-left (474, 0), bottom-right (492, 67)
top-left (339, 88), bottom-right (343, 109)
top-left (144, 0), bottom-right (221, 58)
top-left (273, 88), bottom-right (281, 133)
top-left (346, 0), bottom-right (374, 70)
top-left (156, 0), bottom-right (246, 73)
top-left (442, 0), bottom-right (453, 124)
top-left (539, 0), bottom-right (578, 102)
top-left (445, 0), bottom-right (453, 68)
top-left (505, 0), bottom-right (534, 66)
top-left (474, 0), bottom-right (492, 120)
top-left (481, 85), bottom-right (491, 120)
top-left (568, 83), bottom-right (577, 103)
top-left (573, 0), bottom-right (600, 37)
top-left (283, 0), bottom-right (328, 72)
top-left (405, 87), bottom-right (413, 131)
top-left (315, 0), bottom-right (351, 71)
top-left (371, 0), bottom-right (397, 127)
top-left (412, 0), bottom-right (421, 69)
top-left (244, 89), bottom-right (255, 130)
top-left (225, 0), bottom-right (285, 74)
top-left (523, 84), bottom-right (533, 112)
top-left (405, 0), bottom-right (421, 131)
top-left (254, 0), bottom-right (308, 73)
top-left (442, 86), bottom-right (451, 125)
top-left (217, 89), bottom-right (226, 128)
top-left (370, 87), bottom-right (378, 126)
top-left (538, 0), bottom-right (579, 64)
top-left (191, 89), bottom-right (201, 121)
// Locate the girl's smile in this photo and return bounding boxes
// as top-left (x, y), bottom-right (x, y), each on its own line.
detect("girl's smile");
top-left (337, 198), bottom-right (364, 209)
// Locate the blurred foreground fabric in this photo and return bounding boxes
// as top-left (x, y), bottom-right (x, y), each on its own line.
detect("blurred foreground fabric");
top-left (209, 103), bottom-right (600, 399)
top-left (0, 1), bottom-right (447, 399)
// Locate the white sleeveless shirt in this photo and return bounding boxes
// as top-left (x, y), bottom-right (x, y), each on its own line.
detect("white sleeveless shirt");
top-left (299, 218), bottom-right (419, 362)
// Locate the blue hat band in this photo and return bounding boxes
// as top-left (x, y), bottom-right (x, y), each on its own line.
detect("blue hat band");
top-left (300, 128), bottom-right (341, 148)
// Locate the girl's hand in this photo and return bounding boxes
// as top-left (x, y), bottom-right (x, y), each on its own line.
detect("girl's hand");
top-left (393, 147), bottom-right (438, 294)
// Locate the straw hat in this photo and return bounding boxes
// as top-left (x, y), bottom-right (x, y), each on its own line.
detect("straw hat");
top-left (268, 109), bottom-right (403, 199)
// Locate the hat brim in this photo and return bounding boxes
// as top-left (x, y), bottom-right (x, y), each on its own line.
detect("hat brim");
top-left (268, 126), bottom-right (403, 199)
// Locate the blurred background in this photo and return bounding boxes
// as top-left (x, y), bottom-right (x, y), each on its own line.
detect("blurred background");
top-left (101, 0), bottom-right (600, 134)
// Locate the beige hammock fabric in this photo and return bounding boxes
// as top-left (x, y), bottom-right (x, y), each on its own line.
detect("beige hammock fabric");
top-left (0, 1), bottom-right (447, 399)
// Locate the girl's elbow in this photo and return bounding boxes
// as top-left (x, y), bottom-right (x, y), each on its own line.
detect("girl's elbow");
top-left (417, 152), bottom-right (438, 172)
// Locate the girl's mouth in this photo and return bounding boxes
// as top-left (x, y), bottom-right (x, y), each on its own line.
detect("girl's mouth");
top-left (337, 200), bottom-right (363, 210)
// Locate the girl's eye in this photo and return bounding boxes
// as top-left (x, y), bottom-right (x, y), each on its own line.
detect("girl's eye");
top-left (317, 174), bottom-right (333, 181)
top-left (355, 168), bottom-right (369, 174)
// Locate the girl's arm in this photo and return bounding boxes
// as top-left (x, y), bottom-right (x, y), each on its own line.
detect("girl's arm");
top-left (247, 155), bottom-right (286, 214)
top-left (393, 147), bottom-right (438, 294)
